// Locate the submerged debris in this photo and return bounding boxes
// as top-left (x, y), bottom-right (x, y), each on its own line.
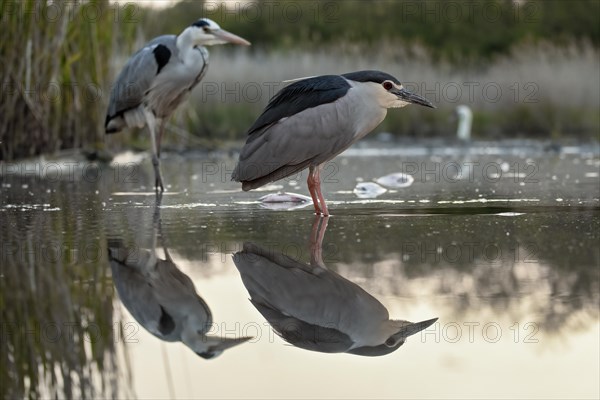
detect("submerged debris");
top-left (259, 192), bottom-right (313, 210)
top-left (353, 182), bottom-right (387, 199)
top-left (375, 172), bottom-right (415, 188)
top-left (259, 192), bottom-right (312, 203)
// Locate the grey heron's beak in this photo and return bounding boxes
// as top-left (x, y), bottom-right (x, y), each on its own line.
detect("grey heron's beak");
top-left (212, 29), bottom-right (251, 46)
top-left (194, 335), bottom-right (253, 359)
top-left (393, 88), bottom-right (436, 109)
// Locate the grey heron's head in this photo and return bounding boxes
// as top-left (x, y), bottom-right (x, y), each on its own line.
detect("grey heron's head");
top-left (188, 18), bottom-right (251, 46)
top-left (343, 70), bottom-right (435, 110)
top-left (347, 317), bottom-right (438, 356)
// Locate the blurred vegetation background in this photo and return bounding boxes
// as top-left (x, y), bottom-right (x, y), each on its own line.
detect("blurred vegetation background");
top-left (1, 0), bottom-right (599, 161)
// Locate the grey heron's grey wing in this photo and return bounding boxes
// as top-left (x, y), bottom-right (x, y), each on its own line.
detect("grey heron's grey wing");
top-left (245, 75), bottom-right (351, 136)
top-left (105, 35), bottom-right (177, 128)
top-left (153, 259), bottom-right (214, 327)
top-left (109, 246), bottom-right (174, 338)
top-left (250, 299), bottom-right (354, 353)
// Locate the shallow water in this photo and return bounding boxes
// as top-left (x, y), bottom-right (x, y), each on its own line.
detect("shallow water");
top-left (1, 141), bottom-right (599, 399)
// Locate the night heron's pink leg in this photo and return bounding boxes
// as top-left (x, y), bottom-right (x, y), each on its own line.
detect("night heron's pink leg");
top-left (313, 167), bottom-right (329, 216)
top-left (310, 215), bottom-right (330, 268)
top-left (307, 166), bottom-right (322, 215)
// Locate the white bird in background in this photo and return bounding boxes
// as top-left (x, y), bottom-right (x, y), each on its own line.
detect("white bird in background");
top-left (455, 104), bottom-right (473, 141)
top-left (105, 18), bottom-right (250, 191)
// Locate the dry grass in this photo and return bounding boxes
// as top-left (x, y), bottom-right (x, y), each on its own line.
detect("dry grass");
top-left (2, 3), bottom-right (598, 162)
top-left (177, 40), bottom-right (599, 142)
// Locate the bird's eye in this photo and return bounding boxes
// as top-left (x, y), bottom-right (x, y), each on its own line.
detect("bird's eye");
top-left (382, 81), bottom-right (393, 90)
top-left (385, 337), bottom-right (396, 347)
top-left (203, 27), bottom-right (210, 33)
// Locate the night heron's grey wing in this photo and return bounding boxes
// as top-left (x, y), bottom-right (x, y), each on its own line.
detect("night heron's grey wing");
top-left (232, 76), bottom-right (353, 189)
top-left (251, 299), bottom-right (354, 353)
top-left (105, 35), bottom-right (178, 132)
top-left (347, 342), bottom-right (405, 357)
top-left (233, 243), bottom-right (390, 329)
top-left (246, 75), bottom-right (351, 135)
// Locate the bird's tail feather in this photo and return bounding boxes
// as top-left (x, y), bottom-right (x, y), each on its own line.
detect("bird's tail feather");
top-left (238, 160), bottom-right (312, 191)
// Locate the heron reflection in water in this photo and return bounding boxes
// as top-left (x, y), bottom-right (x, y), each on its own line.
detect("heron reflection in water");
top-left (233, 218), bottom-right (437, 356)
top-left (108, 195), bottom-right (251, 359)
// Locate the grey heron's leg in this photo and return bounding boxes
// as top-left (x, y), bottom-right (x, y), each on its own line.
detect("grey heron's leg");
top-left (313, 166), bottom-right (329, 216)
top-left (153, 191), bottom-right (173, 262)
top-left (307, 166), bottom-right (322, 215)
top-left (310, 215), bottom-right (330, 268)
top-left (156, 119), bottom-right (166, 158)
top-left (144, 108), bottom-right (165, 192)
top-left (147, 191), bottom-right (161, 269)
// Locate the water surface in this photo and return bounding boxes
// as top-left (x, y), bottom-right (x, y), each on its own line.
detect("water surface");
top-left (1, 141), bottom-right (599, 398)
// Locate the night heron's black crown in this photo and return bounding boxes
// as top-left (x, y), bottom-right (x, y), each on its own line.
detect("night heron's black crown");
top-left (342, 70), bottom-right (401, 85)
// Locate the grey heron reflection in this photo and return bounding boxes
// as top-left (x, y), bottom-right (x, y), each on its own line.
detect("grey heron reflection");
top-left (107, 195), bottom-right (251, 359)
top-left (233, 218), bottom-right (437, 356)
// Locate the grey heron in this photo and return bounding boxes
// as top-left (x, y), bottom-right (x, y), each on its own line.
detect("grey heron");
top-left (108, 196), bottom-right (251, 359)
top-left (106, 18), bottom-right (250, 191)
top-left (232, 70), bottom-right (435, 215)
top-left (233, 217), bottom-right (437, 356)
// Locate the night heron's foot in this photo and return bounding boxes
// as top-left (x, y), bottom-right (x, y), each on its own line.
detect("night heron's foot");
top-left (312, 205), bottom-right (323, 215)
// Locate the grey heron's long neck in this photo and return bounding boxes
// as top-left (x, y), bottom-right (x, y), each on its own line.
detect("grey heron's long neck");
top-left (176, 28), bottom-right (208, 66)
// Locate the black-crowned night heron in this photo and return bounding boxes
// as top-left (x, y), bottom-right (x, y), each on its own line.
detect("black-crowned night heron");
top-left (233, 217), bottom-right (438, 356)
top-left (106, 18), bottom-right (250, 191)
top-left (108, 197), bottom-right (251, 359)
top-left (232, 70), bottom-right (435, 215)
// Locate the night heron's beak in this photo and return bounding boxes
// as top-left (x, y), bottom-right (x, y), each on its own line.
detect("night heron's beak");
top-left (213, 29), bottom-right (251, 46)
top-left (393, 317), bottom-right (438, 340)
top-left (393, 88), bottom-right (436, 108)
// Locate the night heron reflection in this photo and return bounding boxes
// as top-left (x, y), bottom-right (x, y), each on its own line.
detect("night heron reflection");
top-left (233, 217), bottom-right (437, 356)
top-left (106, 18), bottom-right (250, 191)
top-left (232, 70), bottom-right (435, 215)
top-left (108, 196), bottom-right (250, 359)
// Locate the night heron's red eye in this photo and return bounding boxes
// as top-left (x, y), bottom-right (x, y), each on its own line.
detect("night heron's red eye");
top-left (383, 81), bottom-right (393, 90)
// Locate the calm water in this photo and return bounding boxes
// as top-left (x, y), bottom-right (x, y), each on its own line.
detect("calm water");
top-left (1, 141), bottom-right (599, 399)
